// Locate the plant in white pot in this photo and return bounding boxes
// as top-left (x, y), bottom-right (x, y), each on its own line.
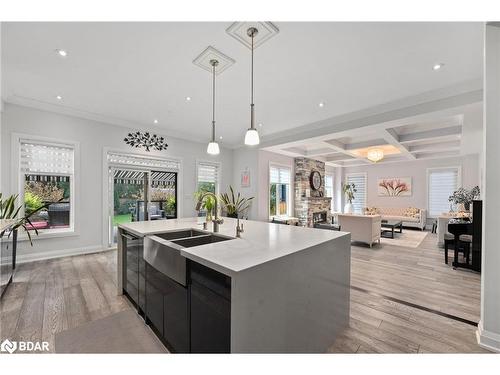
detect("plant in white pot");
top-left (342, 183), bottom-right (356, 214)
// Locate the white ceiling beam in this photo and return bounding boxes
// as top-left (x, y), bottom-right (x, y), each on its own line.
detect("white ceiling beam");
top-left (408, 140), bottom-right (461, 153)
top-left (305, 147), bottom-right (340, 157)
top-left (325, 154), bottom-right (357, 162)
top-left (344, 139), bottom-right (389, 150)
top-left (399, 125), bottom-right (462, 143)
top-left (382, 128), bottom-right (417, 160)
top-left (322, 139), bottom-right (373, 163)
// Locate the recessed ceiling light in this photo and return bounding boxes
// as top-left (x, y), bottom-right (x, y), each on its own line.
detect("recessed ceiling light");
top-left (153, 119), bottom-right (159, 124)
top-left (56, 95), bottom-right (63, 100)
top-left (318, 102), bottom-right (325, 108)
top-left (258, 123), bottom-right (263, 127)
top-left (185, 96), bottom-right (192, 102)
top-left (433, 63), bottom-right (444, 71)
top-left (55, 49), bottom-right (68, 57)
top-left (219, 136), bottom-right (223, 140)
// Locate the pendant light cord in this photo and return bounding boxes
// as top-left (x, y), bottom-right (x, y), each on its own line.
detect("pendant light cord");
top-left (250, 29), bottom-right (255, 131)
top-left (251, 31), bottom-right (254, 107)
top-left (211, 60), bottom-right (216, 141)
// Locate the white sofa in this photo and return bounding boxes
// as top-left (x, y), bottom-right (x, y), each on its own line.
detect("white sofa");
top-left (338, 214), bottom-right (381, 248)
top-left (363, 206), bottom-right (426, 230)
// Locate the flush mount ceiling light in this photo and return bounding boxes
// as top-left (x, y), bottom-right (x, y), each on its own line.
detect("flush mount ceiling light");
top-left (244, 27), bottom-right (260, 146)
top-left (55, 49), bottom-right (68, 57)
top-left (367, 148), bottom-right (384, 163)
top-left (318, 102), bottom-right (325, 108)
top-left (56, 95), bottom-right (63, 100)
top-left (206, 59), bottom-right (220, 155)
top-left (433, 63), bottom-right (444, 70)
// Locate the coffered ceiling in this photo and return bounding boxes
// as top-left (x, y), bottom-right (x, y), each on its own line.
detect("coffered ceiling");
top-left (1, 22), bottom-right (483, 147)
top-left (263, 101), bottom-right (483, 167)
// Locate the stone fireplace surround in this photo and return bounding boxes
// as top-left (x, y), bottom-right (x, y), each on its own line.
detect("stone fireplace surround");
top-left (294, 157), bottom-right (332, 227)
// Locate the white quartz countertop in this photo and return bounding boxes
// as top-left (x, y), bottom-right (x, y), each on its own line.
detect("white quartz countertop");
top-left (119, 217), bottom-right (349, 276)
top-left (0, 219), bottom-right (16, 232)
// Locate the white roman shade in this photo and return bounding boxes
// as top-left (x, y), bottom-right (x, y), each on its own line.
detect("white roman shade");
top-left (346, 173), bottom-right (366, 214)
top-left (197, 161), bottom-right (220, 190)
top-left (20, 141), bottom-right (74, 174)
top-left (270, 166), bottom-right (291, 184)
top-left (428, 168), bottom-right (459, 217)
top-left (107, 152), bottom-right (180, 171)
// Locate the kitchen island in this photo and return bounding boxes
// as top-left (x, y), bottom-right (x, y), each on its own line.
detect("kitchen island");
top-left (117, 217), bottom-right (350, 353)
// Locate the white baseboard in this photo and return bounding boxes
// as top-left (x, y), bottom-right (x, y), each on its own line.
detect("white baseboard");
top-left (15, 245), bottom-right (112, 264)
top-left (476, 320), bottom-right (500, 353)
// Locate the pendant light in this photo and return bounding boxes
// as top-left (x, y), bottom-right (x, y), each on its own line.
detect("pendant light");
top-left (244, 27), bottom-right (260, 146)
top-left (207, 59), bottom-right (220, 155)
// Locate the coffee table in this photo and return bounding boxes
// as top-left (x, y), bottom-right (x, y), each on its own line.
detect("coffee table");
top-left (380, 220), bottom-right (403, 239)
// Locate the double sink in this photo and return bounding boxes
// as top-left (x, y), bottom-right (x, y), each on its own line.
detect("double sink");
top-left (143, 229), bottom-right (234, 286)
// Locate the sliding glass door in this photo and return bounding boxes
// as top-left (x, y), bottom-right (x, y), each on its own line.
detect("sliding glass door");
top-left (108, 167), bottom-right (178, 246)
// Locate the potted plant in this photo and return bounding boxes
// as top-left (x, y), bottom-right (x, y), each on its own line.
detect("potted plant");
top-left (194, 190), bottom-right (216, 222)
top-left (342, 182), bottom-right (357, 214)
top-left (448, 186), bottom-right (480, 212)
top-left (165, 195), bottom-right (176, 217)
top-left (1, 193), bottom-right (50, 269)
top-left (219, 186), bottom-right (254, 219)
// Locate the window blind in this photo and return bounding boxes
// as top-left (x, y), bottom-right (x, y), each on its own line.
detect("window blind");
top-left (197, 162), bottom-right (220, 187)
top-left (346, 174), bottom-right (366, 214)
top-left (270, 166), bottom-right (291, 184)
top-left (428, 168), bottom-right (459, 217)
top-left (20, 141), bottom-right (74, 174)
top-left (107, 152), bottom-right (180, 171)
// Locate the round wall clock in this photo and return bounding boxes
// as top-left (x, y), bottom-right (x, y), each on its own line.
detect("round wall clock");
top-left (310, 170), bottom-right (322, 190)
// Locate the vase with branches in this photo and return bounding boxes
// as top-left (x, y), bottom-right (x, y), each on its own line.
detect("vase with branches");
top-left (342, 183), bottom-right (357, 214)
top-left (448, 186), bottom-right (480, 211)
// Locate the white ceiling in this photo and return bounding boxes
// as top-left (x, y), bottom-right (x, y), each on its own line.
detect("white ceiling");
top-left (1, 22), bottom-right (484, 147)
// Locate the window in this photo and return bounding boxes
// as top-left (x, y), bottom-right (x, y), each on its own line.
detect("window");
top-left (269, 165), bottom-right (291, 217)
top-left (196, 161), bottom-right (220, 194)
top-left (325, 174), bottom-right (334, 212)
top-left (428, 167), bottom-right (460, 217)
top-left (20, 140), bottom-right (75, 233)
top-left (346, 173), bottom-right (366, 214)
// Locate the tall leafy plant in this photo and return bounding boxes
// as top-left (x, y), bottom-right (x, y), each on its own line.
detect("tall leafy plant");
top-left (0, 193), bottom-right (49, 245)
top-left (219, 186), bottom-right (254, 218)
top-left (342, 183), bottom-right (357, 204)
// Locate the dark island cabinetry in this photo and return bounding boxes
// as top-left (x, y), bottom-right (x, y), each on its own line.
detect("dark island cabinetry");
top-left (188, 260), bottom-right (231, 353)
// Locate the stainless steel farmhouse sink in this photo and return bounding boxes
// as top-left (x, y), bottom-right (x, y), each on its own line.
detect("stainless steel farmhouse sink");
top-left (143, 229), bottom-right (234, 286)
top-left (153, 229), bottom-right (207, 241)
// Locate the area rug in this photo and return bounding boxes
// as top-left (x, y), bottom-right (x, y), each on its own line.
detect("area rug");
top-left (380, 230), bottom-right (428, 248)
top-left (55, 309), bottom-right (167, 353)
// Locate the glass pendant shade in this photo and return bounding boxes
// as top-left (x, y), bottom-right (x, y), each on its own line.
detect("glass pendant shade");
top-left (244, 128), bottom-right (260, 146)
top-left (207, 141), bottom-right (220, 155)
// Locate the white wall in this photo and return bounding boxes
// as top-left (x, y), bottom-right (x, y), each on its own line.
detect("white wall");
top-left (478, 24), bottom-right (500, 353)
top-left (231, 147), bottom-right (259, 220)
top-left (343, 154), bottom-right (481, 215)
top-left (231, 148), bottom-right (295, 222)
top-left (1, 103), bottom-right (233, 261)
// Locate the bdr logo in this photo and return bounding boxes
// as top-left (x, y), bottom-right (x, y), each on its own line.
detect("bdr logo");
top-left (0, 339), bottom-right (49, 353)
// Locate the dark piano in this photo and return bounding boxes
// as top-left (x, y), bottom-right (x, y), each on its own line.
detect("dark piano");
top-left (447, 200), bottom-right (482, 272)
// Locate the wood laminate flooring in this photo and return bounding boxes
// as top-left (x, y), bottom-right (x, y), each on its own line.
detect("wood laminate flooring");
top-left (0, 231), bottom-right (487, 353)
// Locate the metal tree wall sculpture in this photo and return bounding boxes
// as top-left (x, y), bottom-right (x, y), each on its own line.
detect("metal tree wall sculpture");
top-left (124, 131), bottom-right (168, 152)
